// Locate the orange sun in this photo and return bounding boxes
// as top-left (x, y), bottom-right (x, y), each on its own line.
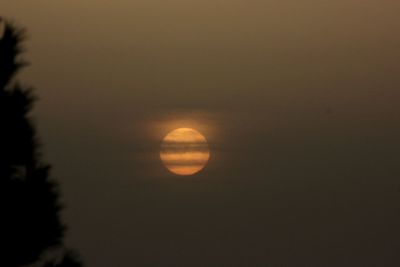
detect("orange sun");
top-left (160, 128), bottom-right (210, 175)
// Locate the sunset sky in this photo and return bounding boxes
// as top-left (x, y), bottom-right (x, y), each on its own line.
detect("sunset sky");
top-left (3, 1), bottom-right (400, 266)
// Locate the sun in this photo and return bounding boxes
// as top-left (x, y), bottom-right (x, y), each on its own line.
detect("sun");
top-left (160, 128), bottom-right (210, 176)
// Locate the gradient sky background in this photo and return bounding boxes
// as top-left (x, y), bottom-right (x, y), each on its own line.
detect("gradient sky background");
top-left (3, 1), bottom-right (400, 266)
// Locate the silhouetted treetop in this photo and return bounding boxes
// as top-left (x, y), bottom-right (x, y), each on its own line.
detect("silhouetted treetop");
top-left (0, 19), bottom-right (82, 267)
top-left (0, 19), bottom-right (27, 89)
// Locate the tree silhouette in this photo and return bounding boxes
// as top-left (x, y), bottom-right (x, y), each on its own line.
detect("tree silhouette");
top-left (0, 19), bottom-right (82, 267)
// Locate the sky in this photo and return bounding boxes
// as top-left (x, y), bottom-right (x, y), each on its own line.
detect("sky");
top-left (3, 1), bottom-right (400, 266)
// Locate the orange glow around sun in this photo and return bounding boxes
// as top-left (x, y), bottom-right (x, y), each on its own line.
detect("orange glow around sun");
top-left (160, 128), bottom-right (210, 176)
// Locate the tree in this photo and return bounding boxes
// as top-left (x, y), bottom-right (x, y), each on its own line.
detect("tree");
top-left (0, 18), bottom-right (82, 267)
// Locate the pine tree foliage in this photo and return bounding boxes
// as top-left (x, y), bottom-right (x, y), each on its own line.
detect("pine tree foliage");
top-left (0, 19), bottom-right (82, 267)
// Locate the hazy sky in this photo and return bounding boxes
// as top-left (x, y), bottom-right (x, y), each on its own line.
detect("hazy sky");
top-left (3, 1), bottom-right (400, 266)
